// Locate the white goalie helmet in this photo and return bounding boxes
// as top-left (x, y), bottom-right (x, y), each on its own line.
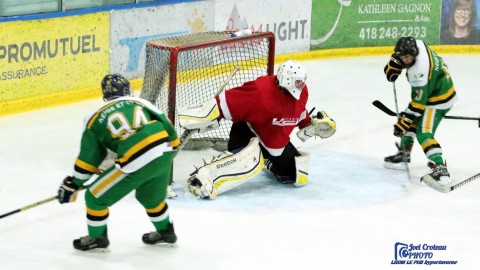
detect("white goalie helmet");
top-left (276, 60), bottom-right (307, 100)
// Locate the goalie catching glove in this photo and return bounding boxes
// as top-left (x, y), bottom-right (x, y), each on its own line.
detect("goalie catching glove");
top-left (297, 111), bottom-right (336, 142)
top-left (393, 112), bottom-right (414, 137)
top-left (384, 54), bottom-right (404, 82)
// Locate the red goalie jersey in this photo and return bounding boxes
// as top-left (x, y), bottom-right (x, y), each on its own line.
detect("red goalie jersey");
top-left (215, 75), bottom-right (311, 156)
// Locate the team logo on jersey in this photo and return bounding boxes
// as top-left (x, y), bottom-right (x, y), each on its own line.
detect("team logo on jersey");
top-left (413, 73), bottom-right (424, 80)
top-left (272, 118), bottom-right (299, 126)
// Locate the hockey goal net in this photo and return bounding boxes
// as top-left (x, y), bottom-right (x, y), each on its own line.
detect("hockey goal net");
top-left (140, 31), bottom-right (275, 151)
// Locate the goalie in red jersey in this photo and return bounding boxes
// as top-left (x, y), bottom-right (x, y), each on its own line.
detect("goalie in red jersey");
top-left (178, 60), bottom-right (336, 199)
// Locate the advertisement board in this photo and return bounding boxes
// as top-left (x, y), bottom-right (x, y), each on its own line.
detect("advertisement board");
top-left (440, 0), bottom-right (480, 44)
top-left (311, 0), bottom-right (440, 50)
top-left (213, 0), bottom-right (312, 54)
top-left (110, 1), bottom-right (215, 79)
top-left (0, 13), bottom-right (109, 103)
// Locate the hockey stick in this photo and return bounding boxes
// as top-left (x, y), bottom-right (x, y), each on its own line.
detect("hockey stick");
top-left (174, 66), bottom-right (241, 155)
top-left (422, 172), bottom-right (480, 193)
top-left (391, 82), bottom-right (412, 181)
top-left (372, 100), bottom-right (397, 116)
top-left (373, 100), bottom-right (480, 126)
top-left (0, 195), bottom-right (58, 219)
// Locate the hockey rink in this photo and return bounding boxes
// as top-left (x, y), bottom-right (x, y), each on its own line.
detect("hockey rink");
top-left (1, 55), bottom-right (479, 269)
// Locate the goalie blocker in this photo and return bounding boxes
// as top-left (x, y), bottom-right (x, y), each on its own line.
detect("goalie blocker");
top-left (178, 99), bottom-right (221, 133)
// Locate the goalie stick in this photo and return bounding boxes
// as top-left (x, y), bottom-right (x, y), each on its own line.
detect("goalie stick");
top-left (174, 66), bottom-right (241, 155)
top-left (422, 172), bottom-right (480, 193)
top-left (372, 100), bottom-right (480, 127)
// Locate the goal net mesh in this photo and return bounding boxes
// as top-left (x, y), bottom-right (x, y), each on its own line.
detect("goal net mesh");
top-left (140, 31), bottom-right (275, 151)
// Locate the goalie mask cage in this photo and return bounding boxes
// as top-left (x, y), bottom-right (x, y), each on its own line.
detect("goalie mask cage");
top-left (140, 31), bottom-right (275, 151)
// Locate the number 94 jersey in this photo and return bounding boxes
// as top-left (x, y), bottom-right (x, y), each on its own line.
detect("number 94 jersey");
top-left (72, 97), bottom-right (179, 184)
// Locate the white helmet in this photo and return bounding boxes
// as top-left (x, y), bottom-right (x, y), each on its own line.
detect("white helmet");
top-left (276, 60), bottom-right (307, 100)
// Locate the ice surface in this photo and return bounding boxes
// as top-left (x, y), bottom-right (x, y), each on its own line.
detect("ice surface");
top-left (1, 55), bottom-right (479, 270)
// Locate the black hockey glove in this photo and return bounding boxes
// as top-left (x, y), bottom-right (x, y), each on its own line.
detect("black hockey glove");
top-left (384, 54), bottom-right (404, 82)
top-left (393, 112), bottom-right (414, 137)
top-left (58, 176), bottom-right (80, 204)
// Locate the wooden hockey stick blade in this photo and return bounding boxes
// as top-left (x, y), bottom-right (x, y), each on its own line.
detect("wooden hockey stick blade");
top-left (0, 195), bottom-right (58, 219)
top-left (372, 100), bottom-right (397, 116)
top-left (421, 172), bottom-right (480, 193)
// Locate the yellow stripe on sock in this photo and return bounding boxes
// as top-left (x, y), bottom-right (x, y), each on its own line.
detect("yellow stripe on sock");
top-left (87, 207), bottom-right (109, 217)
top-left (146, 201), bottom-right (166, 214)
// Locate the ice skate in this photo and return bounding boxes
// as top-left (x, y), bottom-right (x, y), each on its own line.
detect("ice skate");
top-left (421, 165), bottom-right (451, 186)
top-left (73, 230), bottom-right (110, 251)
top-left (262, 159), bottom-right (275, 177)
top-left (384, 143), bottom-right (410, 170)
top-left (167, 185), bottom-right (177, 199)
top-left (142, 223), bottom-right (177, 246)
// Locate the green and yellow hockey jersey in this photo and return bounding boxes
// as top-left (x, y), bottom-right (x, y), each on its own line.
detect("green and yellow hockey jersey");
top-left (72, 97), bottom-right (179, 185)
top-left (405, 41), bottom-right (458, 117)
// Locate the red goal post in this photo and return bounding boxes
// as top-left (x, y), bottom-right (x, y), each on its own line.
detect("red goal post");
top-left (140, 31), bottom-right (275, 150)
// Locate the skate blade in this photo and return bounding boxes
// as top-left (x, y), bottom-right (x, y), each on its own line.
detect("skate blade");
top-left (167, 193), bottom-right (178, 199)
top-left (146, 242), bottom-right (178, 248)
top-left (383, 162), bottom-right (408, 171)
top-left (74, 247), bottom-right (111, 253)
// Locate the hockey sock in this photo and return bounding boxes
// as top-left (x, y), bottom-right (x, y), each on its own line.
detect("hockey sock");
top-left (428, 154), bottom-right (444, 166)
top-left (153, 217), bottom-right (171, 232)
top-left (145, 201), bottom-right (171, 232)
top-left (88, 225), bottom-right (107, 239)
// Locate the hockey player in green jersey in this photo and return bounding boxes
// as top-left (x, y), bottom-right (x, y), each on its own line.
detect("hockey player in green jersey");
top-left (383, 36), bottom-right (458, 185)
top-left (57, 74), bottom-right (180, 251)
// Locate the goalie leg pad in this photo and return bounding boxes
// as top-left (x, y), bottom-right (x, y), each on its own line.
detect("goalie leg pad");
top-left (178, 98), bottom-right (220, 133)
top-left (187, 137), bottom-right (264, 199)
top-left (294, 150), bottom-right (310, 187)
